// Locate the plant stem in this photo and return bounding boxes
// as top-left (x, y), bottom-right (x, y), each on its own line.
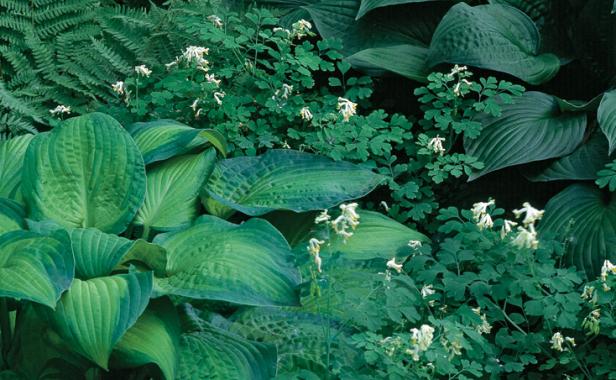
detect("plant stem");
top-left (0, 298), bottom-right (12, 368)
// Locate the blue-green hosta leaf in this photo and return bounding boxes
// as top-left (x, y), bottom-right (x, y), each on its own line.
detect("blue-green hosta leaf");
top-left (111, 299), bottom-right (180, 380)
top-left (465, 91), bottom-right (587, 179)
top-left (356, 0), bottom-right (448, 19)
top-left (0, 198), bottom-right (26, 234)
top-left (205, 150), bottom-right (385, 216)
top-left (526, 132), bottom-right (610, 181)
top-left (0, 134), bottom-right (33, 204)
top-left (178, 323), bottom-right (276, 380)
top-left (540, 184), bottom-right (616, 276)
top-left (134, 150), bottom-right (216, 231)
top-left (598, 90), bottom-right (616, 154)
top-left (22, 113), bottom-right (146, 234)
top-left (41, 272), bottom-right (153, 369)
top-left (427, 3), bottom-right (560, 85)
top-left (154, 215), bottom-right (300, 306)
top-left (127, 120), bottom-right (227, 164)
top-left (346, 44), bottom-right (430, 82)
top-left (0, 230), bottom-right (73, 308)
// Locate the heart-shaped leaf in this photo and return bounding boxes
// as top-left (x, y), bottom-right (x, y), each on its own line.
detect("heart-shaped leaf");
top-left (22, 113), bottom-right (146, 234)
top-left (0, 198), bottom-right (25, 235)
top-left (0, 230), bottom-right (73, 308)
top-left (0, 134), bottom-right (33, 204)
top-left (205, 149), bottom-right (385, 216)
top-left (134, 149), bottom-right (216, 232)
top-left (154, 215), bottom-right (300, 306)
top-left (465, 91), bottom-right (587, 179)
top-left (428, 3), bottom-right (560, 85)
top-left (346, 44), bottom-right (430, 82)
top-left (41, 272), bottom-right (153, 369)
top-left (598, 90), bottom-right (616, 154)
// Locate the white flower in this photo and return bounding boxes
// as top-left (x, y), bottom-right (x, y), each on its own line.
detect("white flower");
top-left (427, 135), bottom-right (446, 155)
top-left (165, 60), bottom-right (179, 70)
top-left (337, 97), bottom-right (357, 122)
top-left (208, 15), bottom-right (223, 28)
top-left (449, 64), bottom-right (468, 76)
top-left (111, 81), bottom-right (125, 95)
top-left (477, 213), bottom-right (494, 230)
top-left (410, 325), bottom-right (434, 352)
top-left (213, 91), bottom-right (225, 105)
top-left (183, 46), bottom-right (209, 61)
top-left (386, 257), bottom-right (403, 273)
top-left (511, 224), bottom-right (538, 249)
top-left (291, 19), bottom-right (312, 39)
top-left (500, 219), bottom-right (518, 239)
top-left (581, 285), bottom-right (596, 303)
top-left (421, 284), bottom-right (435, 298)
top-left (307, 238), bottom-right (325, 272)
top-left (273, 27), bottom-right (291, 37)
top-left (600, 260), bottom-right (616, 282)
top-left (134, 64), bottom-right (152, 77)
top-left (314, 210), bottom-right (331, 224)
top-left (331, 203), bottom-right (360, 241)
top-left (299, 106), bottom-right (313, 121)
top-left (513, 202), bottom-right (544, 226)
top-left (550, 332), bottom-right (565, 351)
top-left (380, 201), bottom-right (390, 212)
top-left (408, 240), bottom-right (423, 249)
top-left (471, 199), bottom-right (494, 221)
top-left (49, 105), bottom-right (71, 116)
top-left (340, 203), bottom-right (360, 227)
top-left (472, 307), bottom-right (492, 335)
top-left (565, 337), bottom-right (576, 347)
top-left (205, 74), bottom-right (221, 86)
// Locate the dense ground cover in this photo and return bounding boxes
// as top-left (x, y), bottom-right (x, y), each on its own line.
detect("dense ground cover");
top-left (0, 0), bottom-right (615, 379)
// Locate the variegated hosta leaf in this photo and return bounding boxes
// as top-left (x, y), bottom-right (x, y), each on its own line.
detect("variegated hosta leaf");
top-left (22, 112), bottom-right (146, 234)
top-left (204, 149), bottom-right (385, 216)
top-left (0, 198), bottom-right (26, 235)
top-left (0, 230), bottom-right (73, 308)
top-left (153, 215), bottom-right (300, 306)
top-left (0, 134), bottom-right (34, 204)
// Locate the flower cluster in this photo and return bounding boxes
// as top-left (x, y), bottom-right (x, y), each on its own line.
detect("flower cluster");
top-left (472, 307), bottom-right (492, 335)
top-left (550, 332), bottom-right (575, 352)
top-left (337, 97), bottom-right (357, 122)
top-left (406, 325), bottom-right (435, 361)
top-left (307, 238), bottom-right (324, 273)
top-left (427, 135), bottom-right (446, 155)
top-left (510, 202), bottom-right (543, 249)
top-left (291, 19), bottom-right (313, 39)
top-left (49, 105), bottom-right (71, 116)
top-left (471, 199), bottom-right (494, 230)
top-left (134, 65), bottom-right (152, 77)
top-left (330, 203), bottom-right (360, 241)
top-left (208, 15), bottom-right (223, 29)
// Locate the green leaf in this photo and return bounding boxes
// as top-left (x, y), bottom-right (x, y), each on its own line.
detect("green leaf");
top-left (0, 198), bottom-right (26, 235)
top-left (22, 113), bottom-right (146, 234)
top-left (465, 91), bottom-right (587, 179)
top-left (119, 240), bottom-right (168, 277)
top-left (127, 120), bottom-right (227, 164)
top-left (356, 0), bottom-right (448, 19)
top-left (525, 132), bottom-right (610, 181)
top-left (0, 230), bottom-right (73, 308)
top-left (326, 210), bottom-right (429, 260)
top-left (0, 134), bottom-right (33, 204)
top-left (205, 150), bottom-right (385, 216)
top-left (41, 272), bottom-right (153, 369)
top-left (178, 323), bottom-right (276, 380)
top-left (111, 299), bottom-right (180, 380)
top-left (134, 150), bottom-right (216, 231)
top-left (598, 90), bottom-right (616, 154)
top-left (346, 44), bottom-right (430, 82)
top-left (154, 215), bottom-right (300, 306)
top-left (540, 184), bottom-right (616, 276)
top-left (428, 3), bottom-right (560, 85)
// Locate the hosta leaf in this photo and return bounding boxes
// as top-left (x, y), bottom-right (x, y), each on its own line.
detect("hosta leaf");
top-left (0, 198), bottom-right (25, 234)
top-left (178, 323), bottom-right (276, 380)
top-left (346, 44), bottom-right (430, 82)
top-left (154, 215), bottom-right (300, 306)
top-left (111, 299), bottom-right (180, 380)
top-left (428, 3), bottom-right (560, 85)
top-left (69, 228), bottom-right (134, 279)
top-left (0, 230), bottom-right (73, 308)
top-left (127, 120), bottom-right (227, 164)
top-left (526, 132), bottom-right (610, 181)
top-left (598, 90), bottom-right (616, 154)
top-left (22, 113), bottom-right (146, 234)
top-left (205, 150), bottom-right (384, 216)
top-left (0, 134), bottom-right (33, 204)
top-left (119, 240), bottom-right (168, 277)
top-left (540, 184), bottom-right (616, 276)
top-left (134, 150), bottom-right (216, 231)
top-left (42, 272), bottom-right (153, 369)
top-left (356, 0), bottom-right (448, 19)
top-left (465, 91), bottom-right (587, 179)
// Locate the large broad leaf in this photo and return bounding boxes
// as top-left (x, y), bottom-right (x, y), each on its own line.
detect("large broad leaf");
top-left (465, 91), bottom-right (587, 179)
top-left (205, 149), bottom-right (384, 216)
top-left (134, 149), bottom-right (216, 232)
top-left (540, 184), bottom-right (616, 276)
top-left (111, 299), bottom-right (180, 380)
top-left (41, 272), bottom-right (153, 369)
top-left (526, 132), bottom-right (610, 181)
top-left (356, 0), bottom-right (448, 19)
top-left (0, 230), bottom-right (73, 308)
top-left (0, 198), bottom-right (26, 235)
top-left (346, 44), bottom-right (430, 82)
top-left (427, 3), bottom-right (560, 85)
top-left (598, 90), bottom-right (616, 154)
top-left (178, 323), bottom-right (276, 380)
top-left (127, 119), bottom-right (227, 164)
top-left (22, 113), bottom-right (146, 234)
top-left (0, 134), bottom-right (33, 204)
top-left (69, 228), bottom-right (134, 279)
top-left (154, 215), bottom-right (300, 306)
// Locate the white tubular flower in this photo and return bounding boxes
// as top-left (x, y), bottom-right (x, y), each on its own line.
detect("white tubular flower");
top-left (281, 83), bottom-right (293, 99)
top-left (337, 97), bottom-right (357, 122)
top-left (314, 210), bottom-right (331, 224)
top-left (111, 81), bottom-right (125, 95)
top-left (513, 202), bottom-right (544, 226)
top-left (408, 240), bottom-right (423, 249)
top-left (449, 64), bottom-right (467, 76)
top-left (208, 15), bottom-right (223, 28)
top-left (299, 106), bottom-right (313, 121)
top-left (386, 257), bottom-right (403, 273)
top-left (550, 332), bottom-right (565, 351)
top-left (581, 285), bottom-right (596, 302)
top-left (49, 105), bottom-right (71, 115)
top-left (291, 19), bottom-right (312, 38)
top-left (511, 224), bottom-right (538, 249)
top-left (213, 91), bottom-right (225, 105)
top-left (601, 260), bottom-right (616, 281)
top-left (134, 65), bottom-right (152, 77)
top-left (314, 254), bottom-right (322, 272)
top-left (307, 238), bottom-right (324, 256)
top-left (205, 74), bottom-right (221, 86)
top-left (471, 199), bottom-right (494, 221)
top-left (500, 219), bottom-right (518, 239)
top-left (421, 284), bottom-right (435, 298)
top-left (565, 337), bottom-right (576, 347)
top-left (183, 46), bottom-right (209, 61)
top-left (165, 59), bottom-right (179, 70)
top-left (453, 81), bottom-right (462, 96)
top-left (427, 135), bottom-right (446, 156)
top-left (477, 213), bottom-right (494, 230)
top-left (410, 325), bottom-right (435, 353)
top-left (340, 203), bottom-right (360, 228)
top-left (472, 307), bottom-right (492, 335)
top-left (190, 98), bottom-right (200, 112)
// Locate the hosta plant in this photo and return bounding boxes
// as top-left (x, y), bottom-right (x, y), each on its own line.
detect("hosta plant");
top-left (0, 112), bottom-right (425, 379)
